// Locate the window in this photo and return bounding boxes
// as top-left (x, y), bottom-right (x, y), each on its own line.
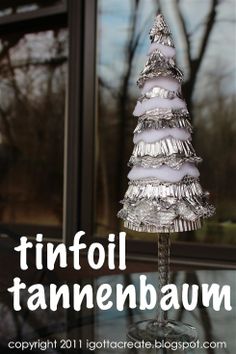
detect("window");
top-left (95, 0), bottom-right (236, 248)
top-left (0, 0), bottom-right (235, 265)
top-left (0, 4), bottom-right (67, 238)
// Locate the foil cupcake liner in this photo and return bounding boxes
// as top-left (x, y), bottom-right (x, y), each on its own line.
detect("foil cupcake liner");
top-left (137, 49), bottom-right (183, 88)
top-left (118, 193), bottom-right (215, 233)
top-left (124, 177), bottom-right (203, 200)
top-left (128, 154), bottom-right (202, 169)
top-left (132, 138), bottom-right (197, 158)
top-left (123, 219), bottom-right (201, 233)
top-left (134, 117), bottom-right (193, 134)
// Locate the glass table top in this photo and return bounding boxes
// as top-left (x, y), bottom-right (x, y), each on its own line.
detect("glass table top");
top-left (0, 265), bottom-right (235, 353)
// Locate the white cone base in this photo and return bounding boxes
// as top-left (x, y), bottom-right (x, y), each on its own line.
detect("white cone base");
top-left (148, 42), bottom-right (176, 57)
top-left (127, 319), bottom-right (198, 343)
top-left (128, 163), bottom-right (200, 182)
top-left (142, 77), bottom-right (180, 94)
top-left (133, 97), bottom-right (186, 116)
top-left (133, 127), bottom-right (190, 143)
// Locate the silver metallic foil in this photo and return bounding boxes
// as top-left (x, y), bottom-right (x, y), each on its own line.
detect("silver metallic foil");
top-left (123, 219), bottom-right (202, 233)
top-left (128, 154), bottom-right (202, 169)
top-left (118, 188), bottom-right (214, 233)
top-left (124, 177), bottom-right (203, 199)
top-left (149, 14), bottom-right (175, 48)
top-left (137, 49), bottom-right (183, 88)
top-left (134, 116), bottom-right (193, 134)
top-left (134, 108), bottom-right (192, 133)
top-left (137, 107), bottom-right (190, 119)
top-left (117, 13), bottom-right (215, 233)
top-left (139, 86), bottom-right (183, 102)
top-left (132, 138), bottom-right (197, 158)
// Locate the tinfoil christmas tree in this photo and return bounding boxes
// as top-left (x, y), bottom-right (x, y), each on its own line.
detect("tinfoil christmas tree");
top-left (118, 13), bottom-right (214, 233)
top-left (117, 12), bottom-right (215, 343)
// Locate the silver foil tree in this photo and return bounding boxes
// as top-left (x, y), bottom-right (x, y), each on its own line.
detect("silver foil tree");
top-left (118, 13), bottom-right (214, 342)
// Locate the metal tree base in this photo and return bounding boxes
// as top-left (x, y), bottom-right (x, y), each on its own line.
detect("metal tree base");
top-left (127, 233), bottom-right (197, 343)
top-left (128, 319), bottom-right (197, 343)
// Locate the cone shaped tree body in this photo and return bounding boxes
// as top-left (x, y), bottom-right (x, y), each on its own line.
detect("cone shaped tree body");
top-left (118, 14), bottom-right (214, 233)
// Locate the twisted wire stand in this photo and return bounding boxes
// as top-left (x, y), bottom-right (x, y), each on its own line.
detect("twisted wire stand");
top-left (127, 233), bottom-right (197, 343)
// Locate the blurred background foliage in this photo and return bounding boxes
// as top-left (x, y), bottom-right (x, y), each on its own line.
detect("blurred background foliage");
top-left (0, 27), bottom-right (67, 226)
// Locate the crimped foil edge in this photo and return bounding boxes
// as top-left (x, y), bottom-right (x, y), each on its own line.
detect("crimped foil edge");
top-left (132, 138), bottom-right (196, 158)
top-left (124, 178), bottom-right (203, 199)
top-left (137, 49), bottom-right (183, 88)
top-left (134, 117), bottom-right (193, 134)
top-left (128, 154), bottom-right (202, 169)
top-left (123, 219), bottom-right (202, 233)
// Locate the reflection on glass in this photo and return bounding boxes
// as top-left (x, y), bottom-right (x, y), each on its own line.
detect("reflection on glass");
top-left (95, 0), bottom-right (236, 244)
top-left (0, 28), bottom-right (68, 226)
top-left (95, 270), bottom-right (235, 354)
top-left (0, 0), bottom-right (64, 17)
top-left (0, 268), bottom-right (234, 354)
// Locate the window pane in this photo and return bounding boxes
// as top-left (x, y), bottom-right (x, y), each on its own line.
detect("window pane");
top-left (95, 0), bottom-right (236, 244)
top-left (0, 0), bottom-right (64, 17)
top-left (0, 28), bottom-right (68, 228)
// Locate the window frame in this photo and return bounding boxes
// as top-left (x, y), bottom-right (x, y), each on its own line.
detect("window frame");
top-left (0, 2), bottom-right (67, 32)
